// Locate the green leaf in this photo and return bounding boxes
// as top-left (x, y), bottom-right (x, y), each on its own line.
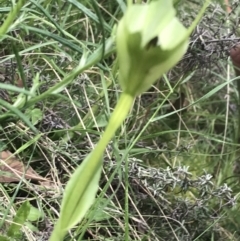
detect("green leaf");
top-left (94, 114), bottom-right (108, 128)
top-left (24, 222), bottom-right (38, 232)
top-left (0, 83), bottom-right (33, 95)
top-left (27, 205), bottom-right (44, 221)
top-left (91, 198), bottom-right (112, 222)
top-left (0, 235), bottom-right (10, 241)
top-left (7, 201), bottom-right (30, 238)
top-left (58, 154), bottom-right (102, 231)
top-left (25, 108), bottom-right (43, 125)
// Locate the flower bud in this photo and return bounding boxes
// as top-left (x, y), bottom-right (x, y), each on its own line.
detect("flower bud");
top-left (116, 0), bottom-right (189, 97)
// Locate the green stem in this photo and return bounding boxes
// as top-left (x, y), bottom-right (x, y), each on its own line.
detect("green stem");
top-left (94, 92), bottom-right (134, 156)
top-left (49, 221), bottom-right (65, 241)
top-left (49, 92), bottom-right (134, 241)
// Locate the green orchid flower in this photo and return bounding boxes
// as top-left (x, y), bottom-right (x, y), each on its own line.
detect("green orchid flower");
top-left (116, 0), bottom-right (189, 96)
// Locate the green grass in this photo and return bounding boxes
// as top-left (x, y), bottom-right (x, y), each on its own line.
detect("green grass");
top-left (0, 0), bottom-right (239, 240)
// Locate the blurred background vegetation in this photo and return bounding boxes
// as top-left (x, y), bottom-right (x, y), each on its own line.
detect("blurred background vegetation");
top-left (0, 0), bottom-right (240, 240)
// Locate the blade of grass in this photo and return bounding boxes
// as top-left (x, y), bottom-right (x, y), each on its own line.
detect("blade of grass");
top-left (24, 37), bottom-right (115, 108)
top-left (67, 0), bottom-right (111, 32)
top-left (0, 0), bottom-right (26, 38)
top-left (0, 99), bottom-right (38, 134)
top-left (29, 0), bottom-right (65, 35)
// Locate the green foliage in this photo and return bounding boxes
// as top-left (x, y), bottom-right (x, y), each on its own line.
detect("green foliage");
top-left (0, 0), bottom-right (26, 38)
top-left (7, 201), bottom-right (30, 238)
top-left (0, 0), bottom-right (238, 240)
top-left (0, 201), bottom-right (42, 241)
top-left (0, 236), bottom-right (10, 241)
top-left (25, 108), bottom-right (43, 125)
top-left (49, 0), bottom-right (209, 240)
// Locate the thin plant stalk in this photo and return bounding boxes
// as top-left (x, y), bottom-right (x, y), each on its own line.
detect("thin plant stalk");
top-left (49, 92), bottom-right (134, 241)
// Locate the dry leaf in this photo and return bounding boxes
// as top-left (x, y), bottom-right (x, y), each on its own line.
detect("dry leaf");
top-left (230, 45), bottom-right (240, 76)
top-left (0, 150), bottom-right (48, 183)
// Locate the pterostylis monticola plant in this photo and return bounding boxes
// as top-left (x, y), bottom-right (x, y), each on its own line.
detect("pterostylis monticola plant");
top-left (49, 0), bottom-right (210, 240)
